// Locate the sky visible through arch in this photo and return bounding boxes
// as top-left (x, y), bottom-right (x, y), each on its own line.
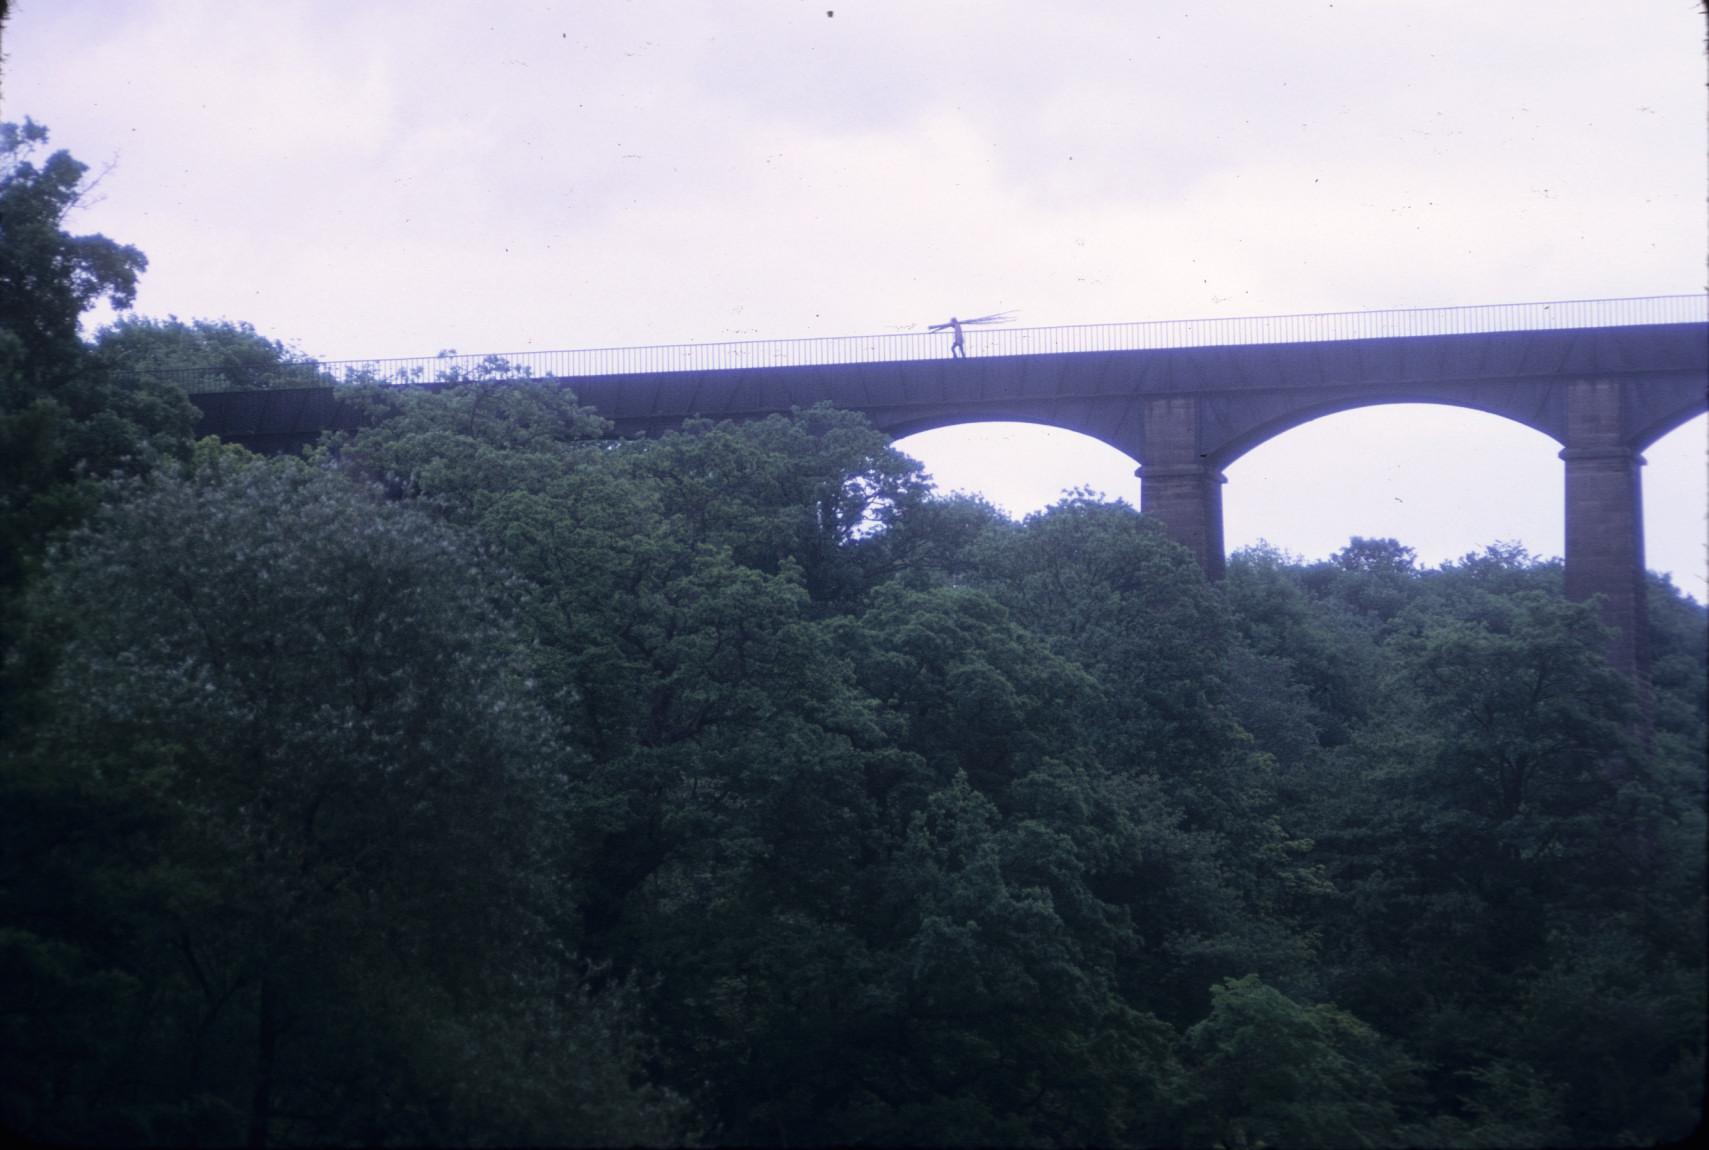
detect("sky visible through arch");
top-left (900, 408), bottom-right (1705, 600)
top-left (6, 1), bottom-right (1704, 594)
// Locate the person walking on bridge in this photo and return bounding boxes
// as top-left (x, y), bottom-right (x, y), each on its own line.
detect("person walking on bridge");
top-left (928, 311), bottom-right (1014, 358)
top-left (929, 316), bottom-right (966, 358)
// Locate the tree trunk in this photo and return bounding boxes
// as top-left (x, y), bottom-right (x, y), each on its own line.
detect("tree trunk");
top-left (247, 973), bottom-right (278, 1149)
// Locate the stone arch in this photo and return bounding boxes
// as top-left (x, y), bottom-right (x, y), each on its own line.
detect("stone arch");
top-left (1641, 414), bottom-right (1709, 599)
top-left (1221, 402), bottom-right (1568, 566)
top-left (1628, 386), bottom-right (1709, 452)
top-left (881, 412), bottom-right (1141, 465)
top-left (892, 421), bottom-right (1143, 514)
top-left (1203, 388), bottom-right (1564, 471)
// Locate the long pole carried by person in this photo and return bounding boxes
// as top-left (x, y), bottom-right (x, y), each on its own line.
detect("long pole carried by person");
top-left (927, 311), bottom-right (1016, 358)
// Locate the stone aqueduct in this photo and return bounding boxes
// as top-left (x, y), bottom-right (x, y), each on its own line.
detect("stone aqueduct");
top-left (190, 312), bottom-right (1707, 685)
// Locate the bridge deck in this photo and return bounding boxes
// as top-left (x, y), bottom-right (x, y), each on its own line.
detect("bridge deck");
top-left (162, 294), bottom-right (1705, 391)
top-left (187, 317), bottom-right (1708, 463)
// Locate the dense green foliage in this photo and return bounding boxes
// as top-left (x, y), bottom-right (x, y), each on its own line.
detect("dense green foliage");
top-left (90, 315), bottom-right (324, 392)
top-left (2, 121), bottom-right (1704, 1146)
top-left (0, 120), bottom-right (195, 714)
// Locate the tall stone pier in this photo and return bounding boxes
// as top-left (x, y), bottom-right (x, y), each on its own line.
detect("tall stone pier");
top-left (1561, 380), bottom-right (1650, 687)
top-left (1137, 396), bottom-right (1226, 580)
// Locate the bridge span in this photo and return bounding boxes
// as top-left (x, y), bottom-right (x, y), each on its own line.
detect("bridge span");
top-left (187, 296), bottom-right (1707, 685)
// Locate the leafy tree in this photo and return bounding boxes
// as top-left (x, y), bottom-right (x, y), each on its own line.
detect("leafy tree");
top-left (1647, 570), bottom-right (1709, 760)
top-left (879, 490), bottom-right (1014, 592)
top-left (1334, 535), bottom-right (1418, 575)
top-left (0, 119), bottom-right (146, 366)
top-left (971, 496), bottom-right (1235, 794)
top-left (1307, 591), bottom-right (1635, 997)
top-left (329, 376), bottom-right (613, 511)
top-left (1224, 543), bottom-right (1386, 749)
top-left (1302, 535), bottom-right (1422, 623)
top-left (90, 315), bottom-right (323, 392)
top-left (975, 500), bottom-right (1330, 1017)
top-left (335, 397), bottom-right (1218, 1142)
top-left (1277, 554), bottom-right (1706, 1142)
top-left (0, 449), bottom-right (688, 1146)
top-left (1505, 926), bottom-right (1703, 1145)
top-left (0, 119), bottom-right (195, 718)
top-left (621, 405), bottom-right (938, 606)
top-left (614, 582), bottom-right (1190, 1145)
top-left (1180, 974), bottom-right (1425, 1148)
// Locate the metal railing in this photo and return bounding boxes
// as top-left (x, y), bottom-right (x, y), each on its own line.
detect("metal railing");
top-left (166, 294), bottom-right (1706, 391)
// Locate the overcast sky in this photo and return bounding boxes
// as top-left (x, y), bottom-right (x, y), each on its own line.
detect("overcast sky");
top-left (6, 1), bottom-right (1705, 594)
